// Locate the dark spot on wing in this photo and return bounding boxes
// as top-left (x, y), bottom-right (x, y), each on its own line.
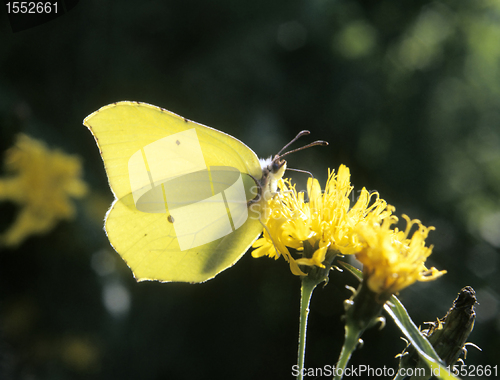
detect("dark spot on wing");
top-left (168, 215), bottom-right (174, 223)
top-left (176, 140), bottom-right (180, 145)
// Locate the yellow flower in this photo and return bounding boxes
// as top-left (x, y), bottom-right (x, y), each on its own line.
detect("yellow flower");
top-left (354, 213), bottom-right (446, 298)
top-left (252, 165), bottom-right (389, 276)
top-left (0, 134), bottom-right (88, 247)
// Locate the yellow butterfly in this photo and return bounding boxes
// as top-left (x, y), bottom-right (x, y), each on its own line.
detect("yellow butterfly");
top-left (84, 101), bottom-right (325, 283)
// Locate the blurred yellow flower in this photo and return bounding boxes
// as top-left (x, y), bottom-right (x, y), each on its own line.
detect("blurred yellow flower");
top-left (0, 134), bottom-right (87, 247)
top-left (252, 165), bottom-right (389, 276)
top-left (354, 213), bottom-right (446, 298)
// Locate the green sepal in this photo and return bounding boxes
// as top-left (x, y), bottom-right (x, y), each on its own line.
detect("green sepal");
top-left (339, 261), bottom-right (461, 380)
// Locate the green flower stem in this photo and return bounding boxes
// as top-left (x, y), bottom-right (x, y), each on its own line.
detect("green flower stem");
top-left (296, 244), bottom-right (338, 380)
top-left (334, 281), bottom-right (387, 380)
top-left (297, 275), bottom-right (317, 380)
top-left (333, 323), bottom-right (362, 380)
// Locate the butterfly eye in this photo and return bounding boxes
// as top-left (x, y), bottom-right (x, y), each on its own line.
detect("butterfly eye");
top-left (271, 157), bottom-right (285, 174)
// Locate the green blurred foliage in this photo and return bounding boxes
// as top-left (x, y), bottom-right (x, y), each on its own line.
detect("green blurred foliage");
top-left (1, 0), bottom-right (499, 379)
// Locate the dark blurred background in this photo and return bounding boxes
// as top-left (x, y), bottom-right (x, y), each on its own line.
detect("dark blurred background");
top-left (1, 0), bottom-right (499, 379)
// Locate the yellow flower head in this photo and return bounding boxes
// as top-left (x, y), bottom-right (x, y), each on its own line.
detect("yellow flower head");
top-left (252, 165), bottom-right (389, 276)
top-left (354, 212), bottom-right (446, 298)
top-left (0, 134), bottom-right (88, 247)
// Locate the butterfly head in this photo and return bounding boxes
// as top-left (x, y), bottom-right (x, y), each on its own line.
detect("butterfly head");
top-left (255, 131), bottom-right (328, 206)
top-left (259, 155), bottom-right (287, 200)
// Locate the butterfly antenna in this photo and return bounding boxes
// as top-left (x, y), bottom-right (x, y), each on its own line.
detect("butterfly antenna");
top-left (279, 140), bottom-right (328, 159)
top-left (276, 130), bottom-right (328, 159)
top-left (277, 130), bottom-right (311, 156)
